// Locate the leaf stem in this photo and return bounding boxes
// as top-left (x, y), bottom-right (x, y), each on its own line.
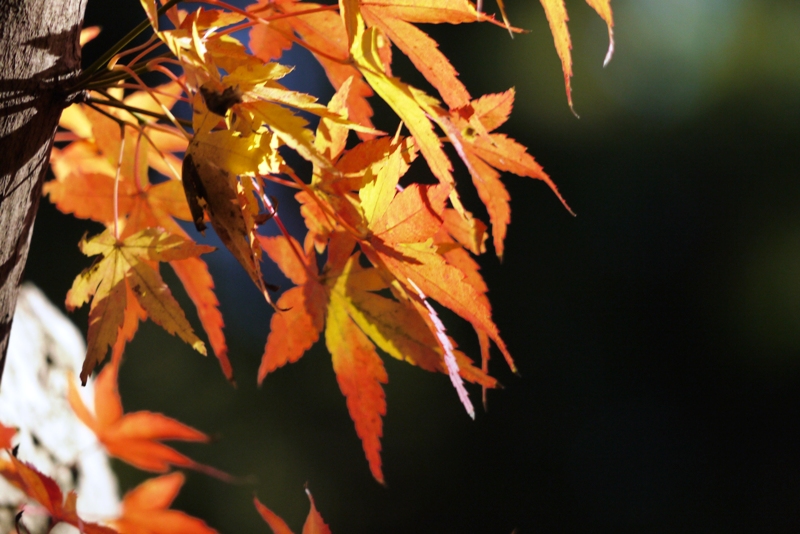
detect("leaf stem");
top-left (112, 36), bottom-right (163, 73)
top-left (106, 33), bottom-right (160, 70)
top-left (88, 96), bottom-right (165, 121)
top-left (261, 174), bottom-right (301, 189)
top-left (109, 83), bottom-right (190, 104)
top-left (78, 0), bottom-right (184, 82)
top-left (87, 96), bottom-right (192, 129)
top-left (113, 124), bottom-right (126, 240)
top-left (133, 129), bottom-right (144, 192)
top-left (263, 197), bottom-right (309, 276)
top-left (86, 97), bottom-right (186, 183)
top-left (146, 62), bottom-right (192, 98)
top-left (105, 64), bottom-right (191, 140)
top-left (80, 57), bottom-right (160, 91)
top-left (214, 5), bottom-right (340, 38)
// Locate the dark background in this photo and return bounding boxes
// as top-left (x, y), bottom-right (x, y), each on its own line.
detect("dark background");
top-left (24, 0), bottom-right (800, 532)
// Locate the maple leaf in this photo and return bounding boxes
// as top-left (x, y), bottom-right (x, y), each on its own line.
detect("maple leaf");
top-left (360, 0), bottom-right (479, 110)
top-left (324, 260), bottom-right (389, 483)
top-left (260, 221), bottom-right (497, 482)
top-left (102, 236), bottom-right (232, 382)
top-left (259, 132), bottom-right (502, 479)
top-left (66, 228), bottom-right (212, 384)
top-left (443, 89), bottom-right (573, 259)
top-left (0, 454), bottom-right (117, 534)
top-left (257, 234), bottom-right (328, 381)
top-left (256, 237), bottom-right (375, 482)
top-left (110, 472), bottom-right (217, 534)
top-left (53, 81), bottom-right (187, 186)
top-left (0, 423), bottom-right (16, 449)
top-left (350, 17), bottom-right (463, 213)
top-left (258, 234), bottom-right (390, 482)
top-left (255, 487), bottom-right (331, 534)
top-left (249, 0), bottom-right (378, 133)
top-left (539, 0), bottom-right (615, 113)
top-left (170, 257), bottom-right (231, 380)
top-left (46, 170), bottom-right (190, 237)
top-left (356, 140), bottom-right (517, 374)
top-left (67, 359), bottom-right (229, 479)
top-left (182, 130), bottom-right (279, 306)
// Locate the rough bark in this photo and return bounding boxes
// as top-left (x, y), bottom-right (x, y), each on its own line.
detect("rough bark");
top-left (0, 0), bottom-right (88, 385)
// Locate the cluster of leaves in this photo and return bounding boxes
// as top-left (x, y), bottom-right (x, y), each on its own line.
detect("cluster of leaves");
top-left (10, 0), bottom-right (614, 529)
top-left (0, 369), bottom-right (218, 533)
top-left (0, 422), bottom-right (116, 534)
top-left (1, 366), bottom-right (320, 533)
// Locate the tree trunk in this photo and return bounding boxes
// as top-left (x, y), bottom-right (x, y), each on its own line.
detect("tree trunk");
top-left (0, 0), bottom-right (88, 385)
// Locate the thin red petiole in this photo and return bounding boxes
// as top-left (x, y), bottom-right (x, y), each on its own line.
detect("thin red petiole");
top-left (261, 174), bottom-right (302, 189)
top-left (215, 4), bottom-right (340, 38)
top-left (107, 33), bottom-right (159, 67)
top-left (120, 39), bottom-right (163, 71)
top-left (133, 128), bottom-right (144, 192)
top-left (145, 64), bottom-right (192, 99)
top-left (109, 63), bottom-right (190, 140)
top-left (250, 176), bottom-right (315, 280)
top-left (113, 124), bottom-right (126, 240)
top-left (114, 82), bottom-right (191, 104)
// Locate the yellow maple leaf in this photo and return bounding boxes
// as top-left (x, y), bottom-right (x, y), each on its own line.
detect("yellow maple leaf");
top-left (67, 228), bottom-right (212, 383)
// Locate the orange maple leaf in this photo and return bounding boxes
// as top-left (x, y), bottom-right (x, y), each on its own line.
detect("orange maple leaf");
top-left (260, 132), bottom-right (502, 480)
top-left (260, 220), bottom-right (496, 482)
top-left (360, 0), bottom-right (479, 110)
top-left (255, 487), bottom-right (331, 534)
top-left (539, 0), bottom-right (615, 113)
top-left (258, 233), bottom-right (390, 482)
top-left (108, 253), bottom-right (230, 383)
top-left (52, 81), bottom-right (186, 190)
top-left (110, 472), bottom-right (217, 534)
top-left (67, 359), bottom-right (229, 479)
top-left (350, 18), bottom-right (465, 215)
top-left (0, 423), bottom-right (16, 449)
top-left (443, 89), bottom-right (573, 259)
top-left (357, 141), bottom-right (517, 374)
top-left (249, 0), bottom-right (377, 134)
top-left (0, 454), bottom-right (117, 534)
top-left (257, 235), bottom-right (381, 483)
top-left (324, 268), bottom-right (389, 483)
top-left (170, 257), bottom-right (231, 380)
top-left (257, 234), bottom-right (328, 381)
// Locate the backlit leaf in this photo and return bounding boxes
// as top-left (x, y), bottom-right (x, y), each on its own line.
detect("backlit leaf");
top-left (0, 455), bottom-right (117, 533)
top-left (111, 472), bottom-right (218, 534)
top-left (68, 360), bottom-right (229, 479)
top-left (67, 229), bottom-right (211, 383)
top-left (539, 0), bottom-right (615, 112)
